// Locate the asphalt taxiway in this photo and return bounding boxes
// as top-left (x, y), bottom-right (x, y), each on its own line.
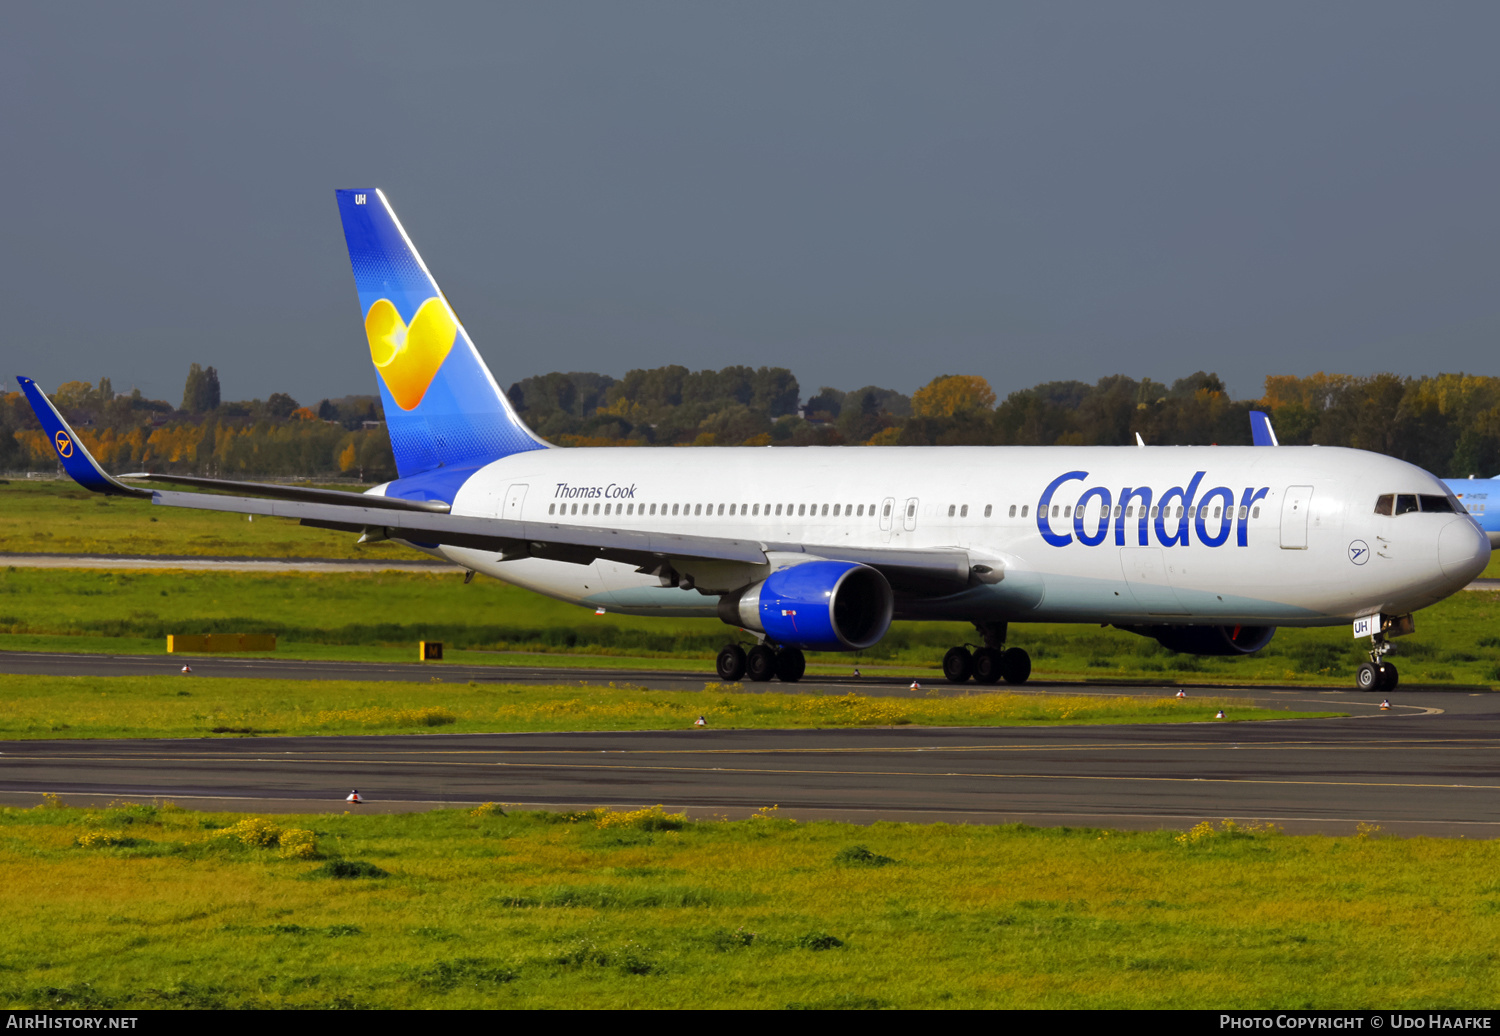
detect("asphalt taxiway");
top-left (1, 649), bottom-right (1497, 836)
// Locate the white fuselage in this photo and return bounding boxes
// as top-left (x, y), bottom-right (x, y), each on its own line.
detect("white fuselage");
top-left (398, 444), bottom-right (1489, 632)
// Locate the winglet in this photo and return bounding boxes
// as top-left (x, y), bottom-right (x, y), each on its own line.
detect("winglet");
top-left (1249, 410), bottom-right (1279, 447)
top-left (14, 376), bottom-right (148, 497)
top-left (1135, 432), bottom-right (1146, 447)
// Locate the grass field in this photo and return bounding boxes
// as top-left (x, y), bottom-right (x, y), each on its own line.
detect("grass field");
top-left (0, 479), bottom-right (378, 558)
top-left (3, 562), bottom-right (1500, 686)
top-left (0, 800), bottom-right (1495, 1009)
top-left (0, 673), bottom-right (1331, 740)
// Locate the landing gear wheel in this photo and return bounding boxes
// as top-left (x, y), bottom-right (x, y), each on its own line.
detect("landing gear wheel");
top-left (1378, 662), bottom-right (1398, 692)
top-left (1356, 662), bottom-right (1379, 691)
top-left (746, 645), bottom-right (777, 682)
top-left (943, 646), bottom-right (974, 684)
top-left (972, 647), bottom-right (1003, 685)
top-left (776, 646), bottom-right (806, 683)
top-left (716, 644), bottom-right (747, 682)
top-left (1000, 647), bottom-right (1032, 685)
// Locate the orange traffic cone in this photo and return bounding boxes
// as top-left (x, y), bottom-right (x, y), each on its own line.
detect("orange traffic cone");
top-left (346, 790), bottom-right (362, 804)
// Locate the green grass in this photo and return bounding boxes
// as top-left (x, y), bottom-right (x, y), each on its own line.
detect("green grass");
top-left (3, 562), bottom-right (1500, 687)
top-left (0, 674), bottom-right (1330, 739)
top-left (0, 479), bottom-right (382, 558)
top-left (0, 801), bottom-right (1495, 1008)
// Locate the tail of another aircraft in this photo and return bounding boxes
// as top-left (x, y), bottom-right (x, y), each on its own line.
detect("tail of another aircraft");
top-left (335, 189), bottom-right (548, 478)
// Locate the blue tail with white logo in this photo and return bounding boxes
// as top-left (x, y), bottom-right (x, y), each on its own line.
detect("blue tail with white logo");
top-left (335, 189), bottom-right (548, 479)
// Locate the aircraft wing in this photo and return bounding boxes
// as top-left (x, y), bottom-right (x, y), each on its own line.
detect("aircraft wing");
top-left (148, 489), bottom-right (977, 593)
top-left (18, 373), bottom-right (979, 594)
top-left (149, 488), bottom-right (769, 567)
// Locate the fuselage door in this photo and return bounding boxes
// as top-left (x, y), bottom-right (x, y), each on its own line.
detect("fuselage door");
top-left (1280, 486), bottom-right (1313, 550)
top-left (503, 483), bottom-right (529, 521)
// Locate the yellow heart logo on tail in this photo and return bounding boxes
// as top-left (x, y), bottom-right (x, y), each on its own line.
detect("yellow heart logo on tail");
top-left (364, 297), bottom-right (458, 410)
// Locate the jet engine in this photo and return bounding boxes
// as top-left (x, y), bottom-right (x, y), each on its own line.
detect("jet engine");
top-left (717, 560), bottom-right (894, 651)
top-left (1123, 624), bottom-right (1276, 656)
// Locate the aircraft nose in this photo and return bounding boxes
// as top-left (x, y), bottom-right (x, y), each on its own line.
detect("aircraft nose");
top-left (1439, 517), bottom-right (1491, 582)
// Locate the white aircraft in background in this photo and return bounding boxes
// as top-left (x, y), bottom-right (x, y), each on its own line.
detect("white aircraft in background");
top-left (18, 190), bottom-right (1490, 694)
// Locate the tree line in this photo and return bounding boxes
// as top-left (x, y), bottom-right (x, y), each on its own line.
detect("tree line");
top-left (4, 365), bottom-right (1500, 479)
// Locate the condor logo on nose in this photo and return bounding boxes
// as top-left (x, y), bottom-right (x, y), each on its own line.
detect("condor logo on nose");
top-left (1037, 470), bottom-right (1270, 549)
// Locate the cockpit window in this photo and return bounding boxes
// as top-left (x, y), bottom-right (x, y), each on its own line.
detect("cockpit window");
top-left (1378, 493), bottom-right (1457, 515)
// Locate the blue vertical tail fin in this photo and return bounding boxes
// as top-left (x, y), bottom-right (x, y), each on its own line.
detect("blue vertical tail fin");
top-left (1249, 410), bottom-right (1279, 447)
top-left (335, 189), bottom-right (548, 478)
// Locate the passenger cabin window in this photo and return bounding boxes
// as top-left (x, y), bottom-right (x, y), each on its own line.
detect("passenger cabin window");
top-left (1007, 505), bottom-right (1015, 517)
top-left (1021, 505), bottom-right (1029, 517)
top-left (947, 504), bottom-right (956, 517)
top-left (961, 505), bottom-right (969, 517)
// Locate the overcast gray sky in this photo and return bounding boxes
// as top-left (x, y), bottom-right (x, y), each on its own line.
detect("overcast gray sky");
top-left (2, 2), bottom-right (1496, 405)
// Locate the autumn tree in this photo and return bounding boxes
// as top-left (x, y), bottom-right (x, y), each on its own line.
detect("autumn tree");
top-left (911, 375), bottom-right (996, 418)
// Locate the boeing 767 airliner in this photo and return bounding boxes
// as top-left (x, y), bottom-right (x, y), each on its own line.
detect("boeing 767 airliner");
top-left (17, 189), bottom-right (1491, 693)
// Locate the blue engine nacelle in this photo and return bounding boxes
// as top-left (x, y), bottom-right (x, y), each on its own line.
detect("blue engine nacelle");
top-left (716, 560), bottom-right (894, 651)
top-left (1122, 624), bottom-right (1276, 656)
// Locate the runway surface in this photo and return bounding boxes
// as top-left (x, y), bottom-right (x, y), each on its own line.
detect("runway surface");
top-left (2, 649), bottom-right (1499, 836)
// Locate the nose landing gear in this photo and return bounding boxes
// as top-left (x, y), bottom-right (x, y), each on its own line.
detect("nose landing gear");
top-left (942, 623), bottom-right (1030, 685)
top-left (1356, 626), bottom-right (1400, 693)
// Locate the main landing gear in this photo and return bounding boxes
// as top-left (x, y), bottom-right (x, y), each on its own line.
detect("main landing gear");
top-left (717, 643), bottom-right (804, 683)
top-left (942, 622), bottom-right (1031, 685)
